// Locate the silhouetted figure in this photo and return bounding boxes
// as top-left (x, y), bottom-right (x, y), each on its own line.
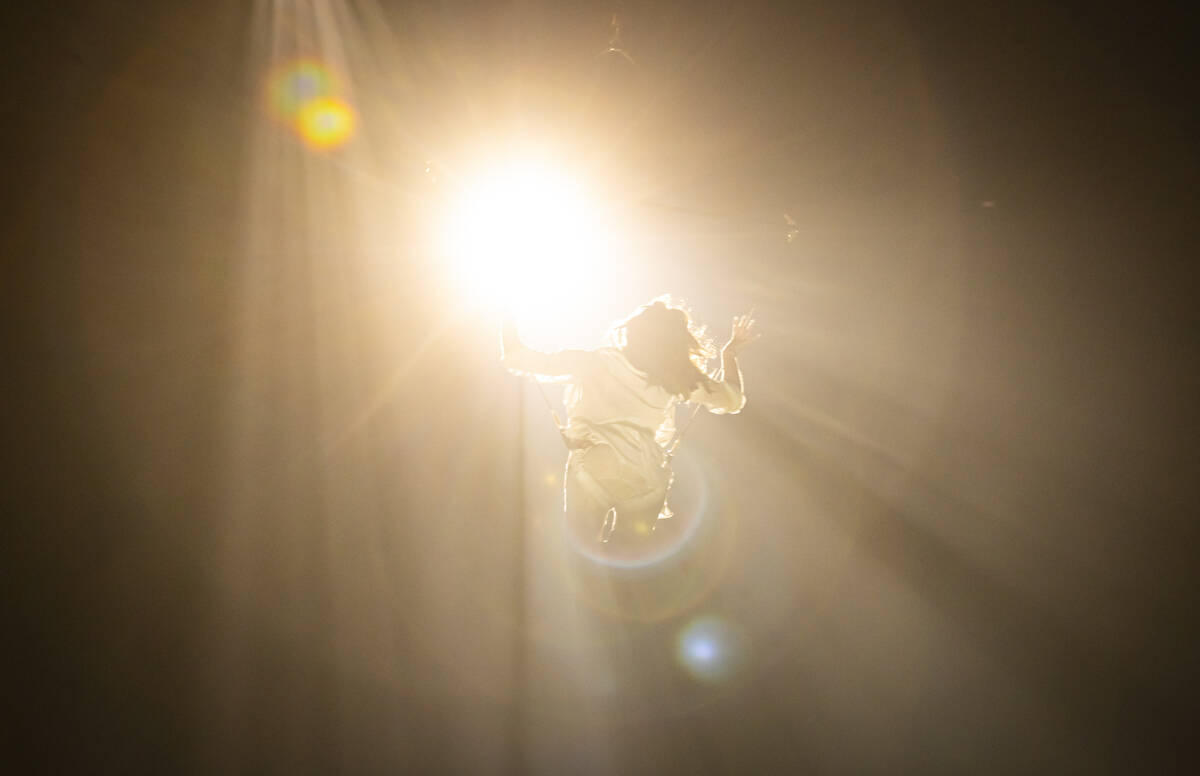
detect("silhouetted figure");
top-left (503, 299), bottom-right (758, 547)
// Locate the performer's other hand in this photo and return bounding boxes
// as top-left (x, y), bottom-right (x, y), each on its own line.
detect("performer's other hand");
top-left (724, 311), bottom-right (760, 355)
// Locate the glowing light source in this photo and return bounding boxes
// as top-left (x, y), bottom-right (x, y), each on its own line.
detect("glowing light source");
top-left (440, 157), bottom-right (616, 326)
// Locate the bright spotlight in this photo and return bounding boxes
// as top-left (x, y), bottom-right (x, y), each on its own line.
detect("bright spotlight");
top-left (441, 157), bottom-right (616, 329)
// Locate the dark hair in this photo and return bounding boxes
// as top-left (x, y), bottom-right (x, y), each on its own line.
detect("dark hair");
top-left (608, 298), bottom-right (713, 398)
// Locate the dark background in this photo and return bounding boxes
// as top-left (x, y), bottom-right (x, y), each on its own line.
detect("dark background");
top-left (4, 1), bottom-right (1195, 773)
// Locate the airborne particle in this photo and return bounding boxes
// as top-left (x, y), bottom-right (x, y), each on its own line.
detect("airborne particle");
top-left (784, 213), bottom-right (799, 243)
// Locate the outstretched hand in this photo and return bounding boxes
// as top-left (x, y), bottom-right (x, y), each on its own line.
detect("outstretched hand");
top-left (723, 311), bottom-right (761, 356)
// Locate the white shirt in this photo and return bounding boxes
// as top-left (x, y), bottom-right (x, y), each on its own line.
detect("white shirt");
top-left (502, 345), bottom-right (744, 474)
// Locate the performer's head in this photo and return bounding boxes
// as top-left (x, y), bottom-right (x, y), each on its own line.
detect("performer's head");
top-left (609, 298), bottom-right (712, 398)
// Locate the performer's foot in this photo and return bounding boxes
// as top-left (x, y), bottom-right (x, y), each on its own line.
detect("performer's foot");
top-left (598, 507), bottom-right (618, 543)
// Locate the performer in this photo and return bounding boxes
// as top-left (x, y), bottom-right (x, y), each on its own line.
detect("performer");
top-left (502, 299), bottom-right (758, 546)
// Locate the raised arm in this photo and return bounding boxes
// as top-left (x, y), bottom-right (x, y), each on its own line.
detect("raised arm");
top-left (689, 311), bottom-right (759, 414)
top-left (501, 315), bottom-right (593, 380)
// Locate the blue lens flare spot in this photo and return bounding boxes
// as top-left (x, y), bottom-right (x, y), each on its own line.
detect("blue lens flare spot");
top-left (267, 59), bottom-right (337, 122)
top-left (675, 615), bottom-right (747, 684)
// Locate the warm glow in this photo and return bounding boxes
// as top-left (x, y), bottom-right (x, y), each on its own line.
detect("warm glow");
top-left (296, 97), bottom-right (356, 150)
top-left (441, 157), bottom-right (616, 324)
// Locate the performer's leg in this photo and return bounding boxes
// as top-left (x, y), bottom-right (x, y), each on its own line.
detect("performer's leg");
top-left (564, 449), bottom-right (612, 543)
top-left (565, 445), bottom-right (668, 547)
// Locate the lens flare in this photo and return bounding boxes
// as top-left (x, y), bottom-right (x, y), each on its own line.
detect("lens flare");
top-left (295, 97), bottom-right (356, 151)
top-left (267, 59), bottom-right (338, 122)
top-left (675, 615), bottom-right (748, 684)
top-left (264, 59), bottom-right (356, 151)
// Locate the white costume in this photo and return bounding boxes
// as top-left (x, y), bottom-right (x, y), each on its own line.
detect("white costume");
top-left (503, 345), bottom-right (744, 519)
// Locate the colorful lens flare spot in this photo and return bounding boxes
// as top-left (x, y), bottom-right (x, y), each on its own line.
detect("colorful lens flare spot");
top-left (264, 58), bottom-right (356, 151)
top-left (268, 59), bottom-right (337, 122)
top-left (675, 615), bottom-right (747, 684)
top-left (296, 97), bottom-right (355, 150)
